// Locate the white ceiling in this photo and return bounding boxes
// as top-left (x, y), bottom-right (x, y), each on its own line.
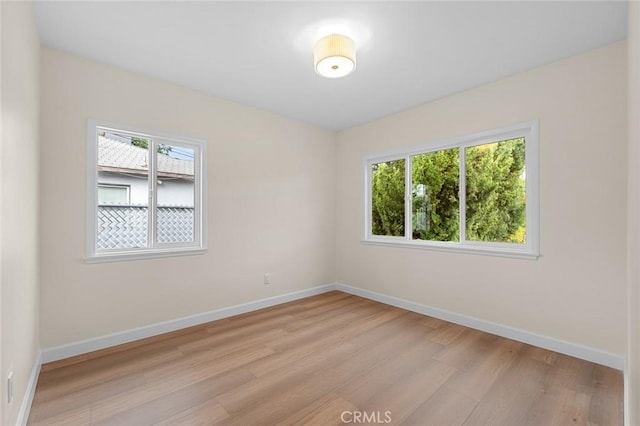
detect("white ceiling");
top-left (33, 1), bottom-right (628, 131)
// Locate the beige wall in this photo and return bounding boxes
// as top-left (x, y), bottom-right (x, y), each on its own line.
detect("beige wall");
top-left (39, 48), bottom-right (336, 348)
top-left (627, 2), bottom-right (639, 424)
top-left (335, 42), bottom-right (627, 356)
top-left (1, 2), bottom-right (40, 425)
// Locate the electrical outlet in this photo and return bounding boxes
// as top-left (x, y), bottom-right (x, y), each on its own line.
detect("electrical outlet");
top-left (7, 372), bottom-right (14, 404)
top-left (263, 273), bottom-right (270, 285)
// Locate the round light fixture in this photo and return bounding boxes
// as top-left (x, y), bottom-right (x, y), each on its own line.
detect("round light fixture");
top-left (313, 34), bottom-right (356, 78)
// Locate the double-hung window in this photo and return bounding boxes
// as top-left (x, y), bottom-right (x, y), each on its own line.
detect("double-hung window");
top-left (86, 120), bottom-right (207, 262)
top-left (364, 121), bottom-right (539, 259)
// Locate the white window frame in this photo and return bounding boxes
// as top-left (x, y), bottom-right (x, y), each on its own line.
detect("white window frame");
top-left (363, 120), bottom-right (539, 259)
top-left (86, 119), bottom-right (207, 263)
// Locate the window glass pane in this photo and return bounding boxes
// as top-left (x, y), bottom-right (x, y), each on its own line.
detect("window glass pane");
top-left (412, 148), bottom-right (459, 241)
top-left (97, 131), bottom-right (150, 250)
top-left (465, 137), bottom-right (526, 244)
top-left (371, 159), bottom-right (405, 237)
top-left (98, 185), bottom-right (129, 205)
top-left (156, 144), bottom-right (195, 244)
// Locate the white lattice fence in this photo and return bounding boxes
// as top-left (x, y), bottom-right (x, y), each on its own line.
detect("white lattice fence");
top-left (98, 206), bottom-right (194, 249)
top-left (157, 206), bottom-right (195, 243)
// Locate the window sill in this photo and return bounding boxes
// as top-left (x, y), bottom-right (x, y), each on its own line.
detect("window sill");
top-left (85, 247), bottom-right (207, 264)
top-left (361, 239), bottom-right (539, 260)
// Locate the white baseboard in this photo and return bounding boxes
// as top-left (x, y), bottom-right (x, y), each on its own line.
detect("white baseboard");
top-left (41, 281), bottom-right (624, 371)
top-left (41, 284), bottom-right (336, 364)
top-left (17, 350), bottom-right (41, 426)
top-left (335, 282), bottom-right (625, 370)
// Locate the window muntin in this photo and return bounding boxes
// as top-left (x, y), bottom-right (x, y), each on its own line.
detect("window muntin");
top-left (364, 121), bottom-right (538, 259)
top-left (87, 121), bottom-right (206, 262)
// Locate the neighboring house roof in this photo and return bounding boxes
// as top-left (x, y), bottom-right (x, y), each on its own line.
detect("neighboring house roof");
top-left (98, 136), bottom-right (194, 179)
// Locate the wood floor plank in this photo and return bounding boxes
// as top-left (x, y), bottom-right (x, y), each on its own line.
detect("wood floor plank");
top-left (34, 349), bottom-right (182, 404)
top-left (38, 324), bottom-right (213, 373)
top-left (267, 302), bottom-right (403, 360)
top-left (181, 316), bottom-right (292, 354)
top-left (403, 386), bottom-right (478, 426)
top-left (431, 327), bottom-right (496, 370)
top-left (246, 306), bottom-right (410, 380)
top-left (588, 365), bottom-right (624, 425)
top-left (216, 340), bottom-right (359, 417)
top-left (427, 321), bottom-right (466, 345)
top-left (144, 344), bottom-right (274, 384)
top-left (88, 347), bottom-right (267, 423)
top-left (169, 328), bottom-right (287, 371)
top-left (442, 337), bottom-right (523, 402)
top-left (29, 292), bottom-right (623, 426)
top-left (462, 345), bottom-right (553, 425)
top-left (151, 400), bottom-right (230, 426)
top-left (93, 369), bottom-right (253, 426)
top-left (297, 291), bottom-right (353, 309)
top-left (28, 406), bottom-right (92, 426)
top-left (224, 319), bottom-right (443, 425)
top-left (336, 339), bottom-right (446, 408)
top-left (354, 358), bottom-right (458, 424)
top-left (278, 393), bottom-right (357, 426)
top-left (28, 373), bottom-right (147, 421)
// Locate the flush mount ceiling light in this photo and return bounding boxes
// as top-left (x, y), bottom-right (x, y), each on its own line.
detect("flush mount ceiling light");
top-left (313, 34), bottom-right (356, 78)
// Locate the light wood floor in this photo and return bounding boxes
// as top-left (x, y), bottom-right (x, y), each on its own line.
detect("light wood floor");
top-left (28, 291), bottom-right (623, 425)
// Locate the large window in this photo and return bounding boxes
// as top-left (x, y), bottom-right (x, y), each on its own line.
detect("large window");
top-left (365, 121), bottom-right (538, 259)
top-left (86, 120), bottom-right (207, 262)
